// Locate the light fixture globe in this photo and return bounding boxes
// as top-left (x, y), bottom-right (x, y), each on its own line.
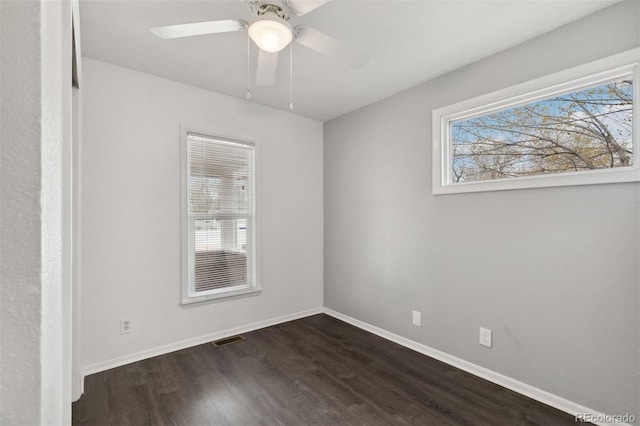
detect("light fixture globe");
top-left (248, 13), bottom-right (293, 53)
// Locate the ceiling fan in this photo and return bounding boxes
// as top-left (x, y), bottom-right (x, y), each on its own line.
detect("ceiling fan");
top-left (150, 0), bottom-right (370, 88)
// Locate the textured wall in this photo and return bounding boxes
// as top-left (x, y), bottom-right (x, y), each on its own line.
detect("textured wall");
top-left (80, 59), bottom-right (324, 368)
top-left (324, 1), bottom-right (640, 418)
top-left (0, 1), bottom-right (43, 424)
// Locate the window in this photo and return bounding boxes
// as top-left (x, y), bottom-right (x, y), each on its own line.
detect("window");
top-left (182, 131), bottom-right (258, 304)
top-left (433, 48), bottom-right (639, 194)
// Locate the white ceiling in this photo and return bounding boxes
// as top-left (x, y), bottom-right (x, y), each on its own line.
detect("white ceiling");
top-left (80, 0), bottom-right (619, 122)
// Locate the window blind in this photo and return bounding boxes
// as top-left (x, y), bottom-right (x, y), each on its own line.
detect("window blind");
top-left (186, 133), bottom-right (255, 297)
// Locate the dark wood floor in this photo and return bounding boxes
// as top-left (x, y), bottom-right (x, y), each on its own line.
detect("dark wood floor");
top-left (73, 314), bottom-right (583, 425)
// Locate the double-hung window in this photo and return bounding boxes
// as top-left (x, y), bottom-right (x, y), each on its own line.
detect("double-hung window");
top-left (182, 131), bottom-right (258, 304)
top-left (433, 48), bottom-right (639, 194)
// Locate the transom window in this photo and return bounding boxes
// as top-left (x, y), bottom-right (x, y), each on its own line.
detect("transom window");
top-left (182, 131), bottom-right (259, 304)
top-left (433, 48), bottom-right (639, 194)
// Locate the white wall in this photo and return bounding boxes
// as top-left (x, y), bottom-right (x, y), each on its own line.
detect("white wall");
top-left (324, 0), bottom-right (639, 418)
top-left (1, 0), bottom-right (72, 424)
top-left (80, 59), bottom-right (323, 369)
top-left (0, 2), bottom-right (44, 423)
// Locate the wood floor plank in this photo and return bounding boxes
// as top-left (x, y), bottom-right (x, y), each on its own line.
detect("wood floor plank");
top-left (73, 314), bottom-right (586, 425)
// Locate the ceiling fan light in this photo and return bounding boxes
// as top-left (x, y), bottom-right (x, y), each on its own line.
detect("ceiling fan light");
top-left (248, 14), bottom-right (293, 53)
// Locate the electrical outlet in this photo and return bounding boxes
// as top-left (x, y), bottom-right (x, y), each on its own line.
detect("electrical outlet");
top-left (120, 319), bottom-right (132, 335)
top-left (479, 327), bottom-right (492, 347)
top-left (412, 310), bottom-right (421, 327)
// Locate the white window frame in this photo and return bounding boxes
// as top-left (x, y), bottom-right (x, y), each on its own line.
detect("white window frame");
top-left (432, 48), bottom-right (640, 195)
top-left (181, 125), bottom-right (261, 305)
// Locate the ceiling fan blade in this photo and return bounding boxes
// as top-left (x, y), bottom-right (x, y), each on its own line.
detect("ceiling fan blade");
top-left (256, 49), bottom-right (279, 86)
top-left (150, 19), bottom-right (247, 39)
top-left (294, 26), bottom-right (369, 69)
top-left (286, 0), bottom-right (332, 16)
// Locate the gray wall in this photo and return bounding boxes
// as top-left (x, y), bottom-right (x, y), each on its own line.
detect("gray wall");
top-left (324, 0), bottom-right (640, 417)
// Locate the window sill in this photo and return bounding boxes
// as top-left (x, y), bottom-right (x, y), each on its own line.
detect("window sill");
top-left (181, 286), bottom-right (262, 306)
top-left (433, 166), bottom-right (640, 195)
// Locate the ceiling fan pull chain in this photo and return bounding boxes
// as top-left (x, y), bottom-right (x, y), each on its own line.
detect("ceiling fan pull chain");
top-left (289, 42), bottom-right (294, 110)
top-left (246, 31), bottom-right (252, 100)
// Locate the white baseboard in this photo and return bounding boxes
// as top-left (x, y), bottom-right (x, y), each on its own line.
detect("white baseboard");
top-left (322, 307), bottom-right (630, 426)
top-left (81, 307), bottom-right (323, 378)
